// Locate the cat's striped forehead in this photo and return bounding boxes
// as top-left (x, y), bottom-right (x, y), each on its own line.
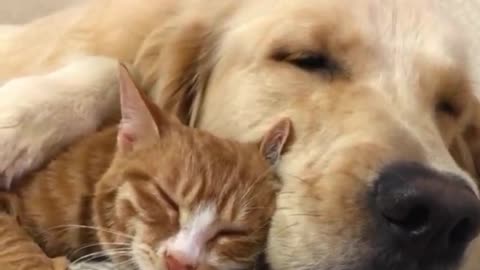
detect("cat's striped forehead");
top-left (160, 135), bottom-right (275, 220)
top-left (119, 125), bottom-right (278, 222)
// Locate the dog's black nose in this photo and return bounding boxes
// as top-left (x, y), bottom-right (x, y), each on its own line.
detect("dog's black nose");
top-left (373, 162), bottom-right (480, 261)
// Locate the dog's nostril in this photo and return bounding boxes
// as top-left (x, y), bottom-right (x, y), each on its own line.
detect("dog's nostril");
top-left (449, 218), bottom-right (474, 246)
top-left (384, 204), bottom-right (430, 234)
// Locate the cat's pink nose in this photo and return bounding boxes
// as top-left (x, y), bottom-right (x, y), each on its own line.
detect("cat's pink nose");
top-left (165, 253), bottom-right (196, 270)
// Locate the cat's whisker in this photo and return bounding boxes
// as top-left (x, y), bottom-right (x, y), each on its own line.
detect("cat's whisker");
top-left (277, 191), bottom-right (296, 195)
top-left (275, 203), bottom-right (323, 217)
top-left (241, 206), bottom-right (274, 210)
top-left (70, 242), bottom-right (131, 257)
top-left (42, 224), bottom-right (93, 235)
top-left (283, 173), bottom-right (311, 184)
top-left (131, 242), bottom-right (156, 256)
top-left (128, 243), bottom-right (160, 270)
top-left (276, 221), bottom-right (300, 235)
top-left (278, 172), bottom-right (328, 200)
top-left (49, 224), bottom-right (134, 240)
top-left (72, 248), bottom-right (132, 265)
top-left (72, 250), bottom-right (110, 264)
top-left (237, 167), bottom-right (273, 209)
top-left (246, 218), bottom-right (274, 233)
top-left (112, 257), bottom-right (138, 269)
top-left (288, 212), bottom-right (323, 217)
top-left (276, 206), bottom-right (295, 211)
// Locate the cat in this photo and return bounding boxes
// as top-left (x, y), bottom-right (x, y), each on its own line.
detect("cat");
top-left (0, 63), bottom-right (292, 270)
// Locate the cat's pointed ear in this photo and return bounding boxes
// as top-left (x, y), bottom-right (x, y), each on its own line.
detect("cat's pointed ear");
top-left (117, 63), bottom-right (159, 153)
top-left (259, 118), bottom-right (293, 165)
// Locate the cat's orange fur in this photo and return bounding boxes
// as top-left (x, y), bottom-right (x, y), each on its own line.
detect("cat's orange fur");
top-left (0, 64), bottom-right (291, 270)
top-left (0, 193), bottom-right (69, 270)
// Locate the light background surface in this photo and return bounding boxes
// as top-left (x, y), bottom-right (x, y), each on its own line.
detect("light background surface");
top-left (0, 0), bottom-right (79, 24)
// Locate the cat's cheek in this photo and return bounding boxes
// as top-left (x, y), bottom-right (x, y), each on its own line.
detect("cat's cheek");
top-left (207, 236), bottom-right (262, 270)
top-left (206, 239), bottom-right (246, 269)
top-left (136, 221), bottom-right (177, 252)
top-left (112, 199), bottom-right (140, 238)
top-left (132, 225), bottom-right (170, 270)
top-left (206, 252), bottom-right (247, 270)
top-left (131, 236), bottom-right (162, 270)
top-left (135, 210), bottom-right (160, 224)
top-left (115, 197), bottom-right (137, 223)
top-left (117, 195), bottom-right (165, 227)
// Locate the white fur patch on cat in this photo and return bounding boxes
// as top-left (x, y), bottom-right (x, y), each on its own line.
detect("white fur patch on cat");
top-left (165, 204), bottom-right (217, 265)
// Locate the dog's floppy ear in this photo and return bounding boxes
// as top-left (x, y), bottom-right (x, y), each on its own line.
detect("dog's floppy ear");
top-left (451, 98), bottom-right (480, 182)
top-left (134, 16), bottom-right (218, 126)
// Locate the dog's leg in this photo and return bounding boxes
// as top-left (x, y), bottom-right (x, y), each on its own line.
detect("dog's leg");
top-left (0, 56), bottom-right (122, 189)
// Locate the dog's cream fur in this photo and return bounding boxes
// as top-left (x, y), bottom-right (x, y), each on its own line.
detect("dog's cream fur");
top-left (0, 56), bottom-right (120, 187)
top-left (1, 0), bottom-right (480, 269)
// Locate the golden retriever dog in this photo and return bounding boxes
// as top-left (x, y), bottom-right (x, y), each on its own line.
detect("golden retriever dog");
top-left (1, 0), bottom-right (480, 270)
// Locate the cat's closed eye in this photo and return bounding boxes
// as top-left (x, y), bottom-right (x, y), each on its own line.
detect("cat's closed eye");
top-left (210, 226), bottom-right (249, 243)
top-left (122, 180), bottom-right (179, 224)
top-left (217, 228), bottom-right (248, 238)
top-left (155, 184), bottom-right (179, 217)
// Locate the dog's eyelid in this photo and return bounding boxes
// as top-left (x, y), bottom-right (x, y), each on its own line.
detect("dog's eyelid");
top-left (436, 99), bottom-right (461, 118)
top-left (272, 49), bottom-right (341, 76)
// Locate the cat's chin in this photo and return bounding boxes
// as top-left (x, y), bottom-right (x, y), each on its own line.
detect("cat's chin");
top-left (128, 246), bottom-right (166, 270)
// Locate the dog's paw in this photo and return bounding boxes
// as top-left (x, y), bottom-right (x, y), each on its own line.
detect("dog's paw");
top-left (0, 56), bottom-right (121, 190)
top-left (0, 101), bottom-right (96, 189)
top-left (0, 119), bottom-right (45, 189)
top-left (0, 109), bottom-right (100, 190)
top-left (0, 101), bottom-right (108, 190)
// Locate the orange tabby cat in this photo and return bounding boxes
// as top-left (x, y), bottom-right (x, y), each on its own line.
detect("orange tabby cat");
top-left (0, 64), bottom-right (291, 270)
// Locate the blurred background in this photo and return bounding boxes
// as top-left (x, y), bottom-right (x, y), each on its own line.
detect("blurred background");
top-left (0, 0), bottom-right (79, 24)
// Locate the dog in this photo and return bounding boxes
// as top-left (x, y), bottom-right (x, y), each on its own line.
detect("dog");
top-left (1, 0), bottom-right (480, 270)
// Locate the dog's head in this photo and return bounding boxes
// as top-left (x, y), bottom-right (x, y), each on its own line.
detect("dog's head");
top-left (135, 0), bottom-right (480, 269)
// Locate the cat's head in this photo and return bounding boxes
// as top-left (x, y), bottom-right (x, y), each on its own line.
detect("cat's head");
top-left (94, 64), bottom-right (293, 270)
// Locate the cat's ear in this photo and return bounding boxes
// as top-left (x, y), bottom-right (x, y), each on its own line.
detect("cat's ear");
top-left (259, 118), bottom-right (293, 165)
top-left (117, 63), bottom-right (159, 152)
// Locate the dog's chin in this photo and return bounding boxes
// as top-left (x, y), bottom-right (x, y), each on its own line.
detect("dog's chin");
top-left (361, 259), bottom-right (459, 270)
top-left (259, 252), bottom-right (462, 270)
top-left (346, 251), bottom-right (463, 270)
top-left (361, 233), bottom-right (469, 270)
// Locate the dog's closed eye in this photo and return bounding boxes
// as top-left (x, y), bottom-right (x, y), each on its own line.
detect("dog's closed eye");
top-left (436, 100), bottom-right (460, 118)
top-left (290, 53), bottom-right (338, 72)
top-left (436, 93), bottom-right (467, 120)
top-left (272, 50), bottom-right (340, 77)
